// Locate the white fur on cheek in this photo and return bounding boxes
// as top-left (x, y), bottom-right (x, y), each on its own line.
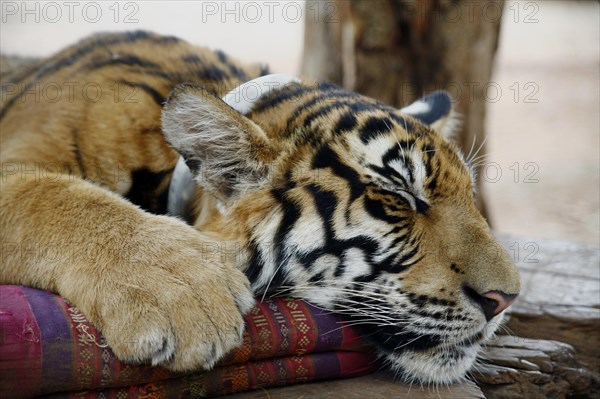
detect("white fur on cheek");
top-left (287, 205), bottom-right (326, 254)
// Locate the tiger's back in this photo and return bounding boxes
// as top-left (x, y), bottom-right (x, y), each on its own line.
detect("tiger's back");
top-left (1, 31), bottom-right (264, 213)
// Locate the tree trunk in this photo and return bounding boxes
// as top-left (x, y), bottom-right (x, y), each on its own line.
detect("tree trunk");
top-left (302, 0), bottom-right (505, 220)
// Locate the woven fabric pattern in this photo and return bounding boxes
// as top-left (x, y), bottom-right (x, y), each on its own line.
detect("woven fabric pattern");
top-left (0, 285), bottom-right (379, 398)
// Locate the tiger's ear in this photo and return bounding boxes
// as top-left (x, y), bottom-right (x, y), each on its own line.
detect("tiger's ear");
top-left (400, 91), bottom-right (460, 139)
top-left (161, 83), bottom-right (276, 201)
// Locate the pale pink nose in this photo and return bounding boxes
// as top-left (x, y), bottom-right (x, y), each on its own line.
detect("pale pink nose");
top-left (480, 291), bottom-right (517, 321)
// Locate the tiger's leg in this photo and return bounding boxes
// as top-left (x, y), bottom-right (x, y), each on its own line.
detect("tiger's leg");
top-left (0, 171), bottom-right (254, 371)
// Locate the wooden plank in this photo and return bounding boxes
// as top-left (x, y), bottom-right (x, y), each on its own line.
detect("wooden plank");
top-left (474, 336), bottom-right (596, 398)
top-left (475, 235), bottom-right (600, 398)
top-left (495, 234), bottom-right (600, 365)
top-left (225, 372), bottom-right (485, 399)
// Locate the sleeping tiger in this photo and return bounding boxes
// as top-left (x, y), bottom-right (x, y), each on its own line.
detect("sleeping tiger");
top-left (0, 31), bottom-right (520, 384)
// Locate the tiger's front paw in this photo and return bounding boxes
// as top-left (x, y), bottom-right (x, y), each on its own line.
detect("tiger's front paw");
top-left (86, 215), bottom-right (255, 371)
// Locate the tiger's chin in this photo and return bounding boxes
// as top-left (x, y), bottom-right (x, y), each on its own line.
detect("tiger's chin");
top-left (383, 343), bottom-right (481, 385)
top-left (378, 317), bottom-right (504, 385)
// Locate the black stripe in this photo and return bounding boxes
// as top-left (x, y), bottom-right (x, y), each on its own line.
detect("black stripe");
top-left (423, 146), bottom-right (439, 192)
top-left (182, 54), bottom-right (233, 81)
top-left (182, 54), bottom-right (202, 64)
top-left (384, 225), bottom-right (403, 237)
top-left (391, 246), bottom-right (421, 272)
top-left (87, 54), bottom-right (161, 71)
top-left (249, 84), bottom-right (312, 114)
top-left (308, 271), bottom-right (325, 285)
top-left (244, 240), bottom-right (264, 284)
top-left (364, 195), bottom-right (404, 224)
top-left (347, 101), bottom-right (379, 113)
top-left (389, 232), bottom-right (410, 249)
top-left (423, 144), bottom-right (435, 178)
top-left (301, 103), bottom-right (348, 128)
top-left (70, 128), bottom-right (87, 179)
top-left (214, 50), bottom-right (249, 80)
top-left (377, 143), bottom-right (415, 187)
top-left (87, 55), bottom-right (176, 82)
top-left (269, 182), bottom-right (300, 288)
top-left (312, 146), bottom-right (364, 202)
top-left (427, 174), bottom-right (438, 192)
top-left (360, 116), bottom-right (394, 144)
top-left (334, 111), bottom-right (358, 134)
top-left (415, 198), bottom-right (429, 214)
top-left (389, 113), bottom-right (416, 133)
top-left (215, 50), bottom-right (227, 64)
top-left (382, 141), bottom-right (415, 164)
top-left (154, 35), bottom-right (181, 44)
top-left (118, 80), bottom-right (166, 105)
top-left (307, 184), bottom-right (336, 237)
top-left (405, 155), bottom-right (416, 184)
top-left (198, 65), bottom-right (229, 81)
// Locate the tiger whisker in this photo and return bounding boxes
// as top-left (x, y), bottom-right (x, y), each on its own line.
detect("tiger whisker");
top-left (465, 133), bottom-right (478, 162)
top-left (466, 134), bottom-right (488, 165)
top-left (325, 303), bottom-right (407, 322)
top-left (276, 282), bottom-right (394, 301)
top-left (293, 279), bottom-right (390, 290)
top-left (396, 119), bottom-right (408, 165)
top-left (392, 333), bottom-right (427, 353)
top-left (329, 303), bottom-right (402, 321)
top-left (468, 152), bottom-right (492, 166)
top-left (258, 248), bottom-right (296, 301)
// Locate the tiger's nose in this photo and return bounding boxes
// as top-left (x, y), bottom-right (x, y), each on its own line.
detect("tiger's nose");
top-left (480, 291), bottom-right (517, 321)
top-left (464, 287), bottom-right (518, 321)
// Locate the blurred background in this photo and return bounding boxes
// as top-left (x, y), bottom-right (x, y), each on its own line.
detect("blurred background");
top-left (1, 0), bottom-right (598, 245)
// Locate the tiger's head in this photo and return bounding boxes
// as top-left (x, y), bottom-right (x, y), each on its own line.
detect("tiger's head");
top-left (161, 76), bottom-right (520, 384)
